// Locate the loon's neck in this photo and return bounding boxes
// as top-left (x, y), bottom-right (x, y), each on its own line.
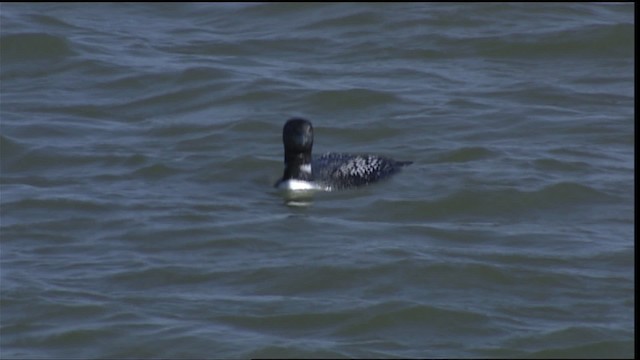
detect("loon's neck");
top-left (282, 151), bottom-right (312, 181)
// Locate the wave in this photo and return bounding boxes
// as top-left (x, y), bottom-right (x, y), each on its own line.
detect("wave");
top-left (369, 182), bottom-right (616, 221)
top-left (0, 32), bottom-right (74, 61)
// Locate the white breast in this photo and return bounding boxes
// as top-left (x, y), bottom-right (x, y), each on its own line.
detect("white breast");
top-left (276, 179), bottom-right (322, 191)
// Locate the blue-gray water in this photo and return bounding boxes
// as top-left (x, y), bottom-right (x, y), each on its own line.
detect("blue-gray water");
top-left (0, 3), bottom-right (634, 359)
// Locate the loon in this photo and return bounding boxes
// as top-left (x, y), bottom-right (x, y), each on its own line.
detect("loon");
top-left (275, 118), bottom-right (412, 191)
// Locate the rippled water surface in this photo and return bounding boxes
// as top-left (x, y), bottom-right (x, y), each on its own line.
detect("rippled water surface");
top-left (0, 3), bottom-right (634, 359)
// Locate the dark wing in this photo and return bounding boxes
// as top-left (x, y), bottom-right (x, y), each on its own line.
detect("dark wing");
top-left (313, 153), bottom-right (411, 190)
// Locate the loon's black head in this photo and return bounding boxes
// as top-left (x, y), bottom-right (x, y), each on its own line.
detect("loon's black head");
top-left (283, 118), bottom-right (313, 154)
top-left (279, 118), bottom-right (314, 182)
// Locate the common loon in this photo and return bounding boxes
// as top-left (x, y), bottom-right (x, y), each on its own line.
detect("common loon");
top-left (275, 118), bottom-right (412, 191)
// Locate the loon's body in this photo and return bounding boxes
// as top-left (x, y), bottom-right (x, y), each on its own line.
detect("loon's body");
top-left (275, 118), bottom-right (411, 191)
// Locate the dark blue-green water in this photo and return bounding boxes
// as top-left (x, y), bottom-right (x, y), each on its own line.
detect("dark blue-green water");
top-left (1, 3), bottom-right (634, 359)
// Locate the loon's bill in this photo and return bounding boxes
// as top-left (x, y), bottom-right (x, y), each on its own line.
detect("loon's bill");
top-left (275, 118), bottom-right (411, 191)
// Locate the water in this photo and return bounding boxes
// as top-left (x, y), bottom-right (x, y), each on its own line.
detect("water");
top-left (0, 3), bottom-right (634, 358)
